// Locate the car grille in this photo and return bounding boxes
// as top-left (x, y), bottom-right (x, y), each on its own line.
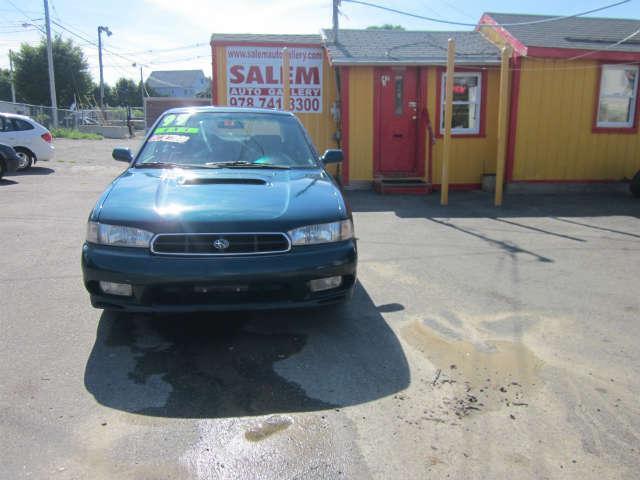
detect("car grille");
top-left (151, 233), bottom-right (291, 255)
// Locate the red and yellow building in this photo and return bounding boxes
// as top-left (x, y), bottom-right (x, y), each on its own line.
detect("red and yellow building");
top-left (210, 12), bottom-right (640, 193)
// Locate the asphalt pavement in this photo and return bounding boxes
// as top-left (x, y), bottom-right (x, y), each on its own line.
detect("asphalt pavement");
top-left (1, 138), bottom-right (639, 479)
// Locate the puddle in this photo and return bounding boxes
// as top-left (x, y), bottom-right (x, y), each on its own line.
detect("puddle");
top-left (244, 415), bottom-right (293, 442)
top-left (402, 318), bottom-right (544, 418)
top-left (404, 318), bottom-right (542, 386)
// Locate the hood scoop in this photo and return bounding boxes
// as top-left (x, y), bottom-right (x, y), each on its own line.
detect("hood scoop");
top-left (182, 177), bottom-right (267, 186)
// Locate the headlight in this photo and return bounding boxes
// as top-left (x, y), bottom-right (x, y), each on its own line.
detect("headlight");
top-left (288, 219), bottom-right (353, 245)
top-left (86, 221), bottom-right (154, 248)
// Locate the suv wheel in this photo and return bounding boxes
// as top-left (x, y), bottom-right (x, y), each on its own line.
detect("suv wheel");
top-left (15, 148), bottom-right (34, 170)
top-left (0, 159), bottom-right (5, 180)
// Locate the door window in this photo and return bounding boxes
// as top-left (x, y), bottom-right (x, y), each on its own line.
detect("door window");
top-left (12, 119), bottom-right (35, 131)
top-left (394, 75), bottom-right (403, 115)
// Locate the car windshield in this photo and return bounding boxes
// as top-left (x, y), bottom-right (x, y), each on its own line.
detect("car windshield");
top-left (137, 111), bottom-right (318, 168)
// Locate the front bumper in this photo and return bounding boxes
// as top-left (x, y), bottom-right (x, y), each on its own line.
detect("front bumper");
top-left (82, 240), bottom-right (357, 312)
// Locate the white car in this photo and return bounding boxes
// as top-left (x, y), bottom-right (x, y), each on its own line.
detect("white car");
top-left (0, 113), bottom-right (55, 170)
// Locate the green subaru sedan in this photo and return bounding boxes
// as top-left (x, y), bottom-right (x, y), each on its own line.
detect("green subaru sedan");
top-left (81, 107), bottom-right (357, 312)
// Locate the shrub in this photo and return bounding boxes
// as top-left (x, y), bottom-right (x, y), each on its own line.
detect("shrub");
top-left (51, 128), bottom-right (103, 140)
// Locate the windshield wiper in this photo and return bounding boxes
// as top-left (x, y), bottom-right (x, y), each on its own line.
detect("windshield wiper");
top-left (135, 162), bottom-right (199, 169)
top-left (204, 161), bottom-right (290, 170)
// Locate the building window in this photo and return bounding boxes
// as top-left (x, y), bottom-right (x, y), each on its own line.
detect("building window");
top-left (596, 64), bottom-right (638, 128)
top-left (440, 72), bottom-right (482, 135)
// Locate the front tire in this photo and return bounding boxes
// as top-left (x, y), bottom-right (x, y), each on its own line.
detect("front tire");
top-left (0, 159), bottom-right (5, 180)
top-left (15, 148), bottom-right (34, 170)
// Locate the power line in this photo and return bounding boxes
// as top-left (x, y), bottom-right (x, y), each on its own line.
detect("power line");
top-left (341, 0), bottom-right (632, 28)
top-left (121, 42), bottom-right (209, 56)
top-left (567, 26), bottom-right (640, 60)
top-left (49, 19), bottom-right (147, 67)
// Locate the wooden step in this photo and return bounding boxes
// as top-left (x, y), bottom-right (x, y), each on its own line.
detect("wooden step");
top-left (373, 178), bottom-right (432, 195)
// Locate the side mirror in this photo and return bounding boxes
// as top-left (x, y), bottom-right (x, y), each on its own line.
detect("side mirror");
top-left (112, 147), bottom-right (133, 163)
top-left (320, 149), bottom-right (343, 165)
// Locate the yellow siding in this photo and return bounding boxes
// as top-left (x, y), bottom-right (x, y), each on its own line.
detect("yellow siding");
top-left (429, 67), bottom-right (500, 185)
top-left (213, 45), bottom-right (337, 154)
top-left (214, 46), bottom-right (227, 105)
top-left (347, 67), bottom-right (374, 181)
top-left (513, 57), bottom-right (640, 181)
top-left (296, 53), bottom-right (338, 154)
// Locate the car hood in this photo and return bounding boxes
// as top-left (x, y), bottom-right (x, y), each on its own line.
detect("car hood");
top-left (95, 167), bottom-right (348, 232)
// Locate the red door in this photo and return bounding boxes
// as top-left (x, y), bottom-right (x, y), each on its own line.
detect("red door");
top-left (375, 67), bottom-right (419, 176)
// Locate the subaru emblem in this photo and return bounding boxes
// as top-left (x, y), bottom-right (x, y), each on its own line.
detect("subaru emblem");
top-left (213, 238), bottom-right (230, 250)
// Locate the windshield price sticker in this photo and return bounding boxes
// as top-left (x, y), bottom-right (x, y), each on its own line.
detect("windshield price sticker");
top-left (226, 46), bottom-right (323, 113)
top-left (154, 127), bottom-right (199, 134)
top-left (148, 134), bottom-right (190, 144)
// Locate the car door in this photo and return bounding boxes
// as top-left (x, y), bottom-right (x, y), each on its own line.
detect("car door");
top-left (12, 118), bottom-right (38, 150)
top-left (0, 116), bottom-right (12, 145)
top-left (0, 116), bottom-right (23, 149)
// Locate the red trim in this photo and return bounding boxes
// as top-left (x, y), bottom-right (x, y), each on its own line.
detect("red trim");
top-left (432, 183), bottom-right (481, 191)
top-left (211, 44), bottom-right (218, 105)
top-left (373, 182), bottom-right (431, 195)
top-left (509, 179), bottom-right (626, 184)
top-left (505, 56), bottom-right (521, 182)
top-left (591, 62), bottom-right (640, 134)
top-left (340, 66), bottom-right (350, 186)
top-left (373, 68), bottom-right (381, 176)
top-left (434, 67), bottom-right (488, 138)
top-left (210, 41), bottom-right (320, 48)
top-left (418, 67), bottom-right (431, 182)
top-left (527, 46), bottom-right (640, 62)
top-left (477, 14), bottom-right (527, 56)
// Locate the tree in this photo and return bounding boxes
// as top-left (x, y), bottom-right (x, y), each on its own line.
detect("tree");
top-left (91, 83), bottom-right (115, 107)
top-left (0, 68), bottom-right (12, 101)
top-left (366, 24), bottom-right (405, 30)
top-left (13, 36), bottom-right (92, 107)
top-left (113, 78), bottom-right (141, 106)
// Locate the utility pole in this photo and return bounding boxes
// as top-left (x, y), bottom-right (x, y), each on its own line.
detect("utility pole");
top-left (332, 0), bottom-right (340, 42)
top-left (139, 65), bottom-right (144, 107)
top-left (43, 0), bottom-right (58, 127)
top-left (98, 25), bottom-right (112, 108)
top-left (9, 50), bottom-right (16, 103)
top-left (133, 63), bottom-right (145, 107)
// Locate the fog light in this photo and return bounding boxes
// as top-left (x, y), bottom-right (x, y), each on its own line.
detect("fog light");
top-left (99, 281), bottom-right (133, 296)
top-left (309, 276), bottom-right (342, 292)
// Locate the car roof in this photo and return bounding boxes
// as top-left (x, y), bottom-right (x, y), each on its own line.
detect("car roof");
top-left (162, 106), bottom-right (296, 116)
top-left (0, 112), bottom-right (33, 121)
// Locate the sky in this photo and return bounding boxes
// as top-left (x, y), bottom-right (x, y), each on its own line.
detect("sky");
top-left (1, 0), bottom-right (638, 102)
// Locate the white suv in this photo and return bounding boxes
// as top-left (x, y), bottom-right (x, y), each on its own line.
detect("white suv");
top-left (0, 113), bottom-right (55, 170)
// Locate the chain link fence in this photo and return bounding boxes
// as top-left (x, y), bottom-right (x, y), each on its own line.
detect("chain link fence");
top-left (0, 100), bottom-right (145, 130)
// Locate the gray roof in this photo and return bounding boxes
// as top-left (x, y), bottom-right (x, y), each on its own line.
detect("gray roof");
top-left (210, 33), bottom-right (321, 44)
top-left (485, 12), bottom-right (640, 53)
top-left (147, 70), bottom-right (206, 89)
top-left (323, 29), bottom-right (500, 65)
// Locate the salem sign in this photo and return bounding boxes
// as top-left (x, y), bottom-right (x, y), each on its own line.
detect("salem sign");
top-left (226, 46), bottom-right (323, 113)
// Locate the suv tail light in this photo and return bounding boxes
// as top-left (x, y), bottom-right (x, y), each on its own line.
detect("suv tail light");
top-left (41, 132), bottom-right (52, 143)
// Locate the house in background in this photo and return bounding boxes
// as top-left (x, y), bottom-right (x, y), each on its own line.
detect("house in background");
top-left (146, 70), bottom-right (208, 98)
